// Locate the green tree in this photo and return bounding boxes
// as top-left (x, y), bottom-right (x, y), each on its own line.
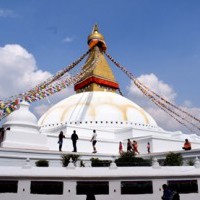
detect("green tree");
top-left (115, 152), bottom-right (150, 166)
top-left (90, 158), bottom-right (111, 167)
top-left (35, 159), bottom-right (49, 167)
top-left (163, 152), bottom-right (183, 166)
top-left (187, 159), bottom-right (194, 166)
top-left (61, 154), bottom-right (79, 167)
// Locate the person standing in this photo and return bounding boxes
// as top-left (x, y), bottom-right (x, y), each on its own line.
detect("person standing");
top-left (127, 139), bottom-right (132, 152)
top-left (71, 130), bottom-right (79, 152)
top-left (119, 141), bottom-right (123, 155)
top-left (90, 129), bottom-right (97, 153)
top-left (161, 184), bottom-right (172, 200)
top-left (147, 142), bottom-right (151, 153)
top-left (132, 140), bottom-right (140, 154)
top-left (58, 131), bottom-right (65, 152)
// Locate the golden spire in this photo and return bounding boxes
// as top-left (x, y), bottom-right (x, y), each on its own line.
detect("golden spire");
top-left (74, 25), bottom-right (119, 93)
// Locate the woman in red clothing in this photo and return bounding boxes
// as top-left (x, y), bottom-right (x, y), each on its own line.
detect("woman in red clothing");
top-left (132, 140), bottom-right (140, 154)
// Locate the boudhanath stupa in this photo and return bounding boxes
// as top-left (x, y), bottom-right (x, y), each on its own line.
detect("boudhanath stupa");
top-left (1, 25), bottom-right (200, 155)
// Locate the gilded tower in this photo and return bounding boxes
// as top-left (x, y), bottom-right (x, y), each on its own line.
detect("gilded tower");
top-left (74, 25), bottom-right (119, 93)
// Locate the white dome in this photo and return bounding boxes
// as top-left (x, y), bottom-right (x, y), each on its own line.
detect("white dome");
top-left (3, 101), bottom-right (38, 127)
top-left (38, 91), bottom-right (157, 127)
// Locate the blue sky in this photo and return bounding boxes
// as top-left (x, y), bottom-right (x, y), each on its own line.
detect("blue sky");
top-left (0, 0), bottom-right (200, 133)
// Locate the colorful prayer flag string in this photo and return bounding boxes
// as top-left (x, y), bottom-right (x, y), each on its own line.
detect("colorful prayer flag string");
top-left (105, 51), bottom-right (200, 133)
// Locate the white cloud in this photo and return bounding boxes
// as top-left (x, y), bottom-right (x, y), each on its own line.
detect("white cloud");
top-left (0, 44), bottom-right (51, 99)
top-left (0, 9), bottom-right (16, 18)
top-left (126, 73), bottom-right (200, 134)
top-left (0, 44), bottom-right (76, 122)
top-left (62, 36), bottom-right (74, 43)
top-left (127, 73), bottom-right (176, 102)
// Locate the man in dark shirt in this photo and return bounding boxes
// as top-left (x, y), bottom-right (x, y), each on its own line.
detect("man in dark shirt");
top-left (71, 130), bottom-right (79, 152)
top-left (161, 184), bottom-right (172, 200)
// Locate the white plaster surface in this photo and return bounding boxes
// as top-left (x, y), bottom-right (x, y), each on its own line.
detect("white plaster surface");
top-left (2, 101), bottom-right (48, 150)
top-left (0, 166), bottom-right (199, 200)
top-left (38, 91), bottom-right (157, 126)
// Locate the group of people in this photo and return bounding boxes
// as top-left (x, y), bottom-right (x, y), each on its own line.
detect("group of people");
top-left (58, 129), bottom-right (192, 154)
top-left (119, 139), bottom-right (143, 155)
top-left (118, 138), bottom-right (192, 155)
top-left (58, 129), bottom-right (97, 153)
top-left (161, 184), bottom-right (180, 200)
top-left (127, 139), bottom-right (140, 154)
top-left (119, 139), bottom-right (148, 155)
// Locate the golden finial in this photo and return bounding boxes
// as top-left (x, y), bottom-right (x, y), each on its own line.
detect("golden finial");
top-left (88, 24), bottom-right (107, 50)
top-left (92, 24), bottom-right (99, 33)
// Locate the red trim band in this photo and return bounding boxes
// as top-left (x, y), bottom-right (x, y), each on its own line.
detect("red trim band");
top-left (75, 76), bottom-right (119, 91)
